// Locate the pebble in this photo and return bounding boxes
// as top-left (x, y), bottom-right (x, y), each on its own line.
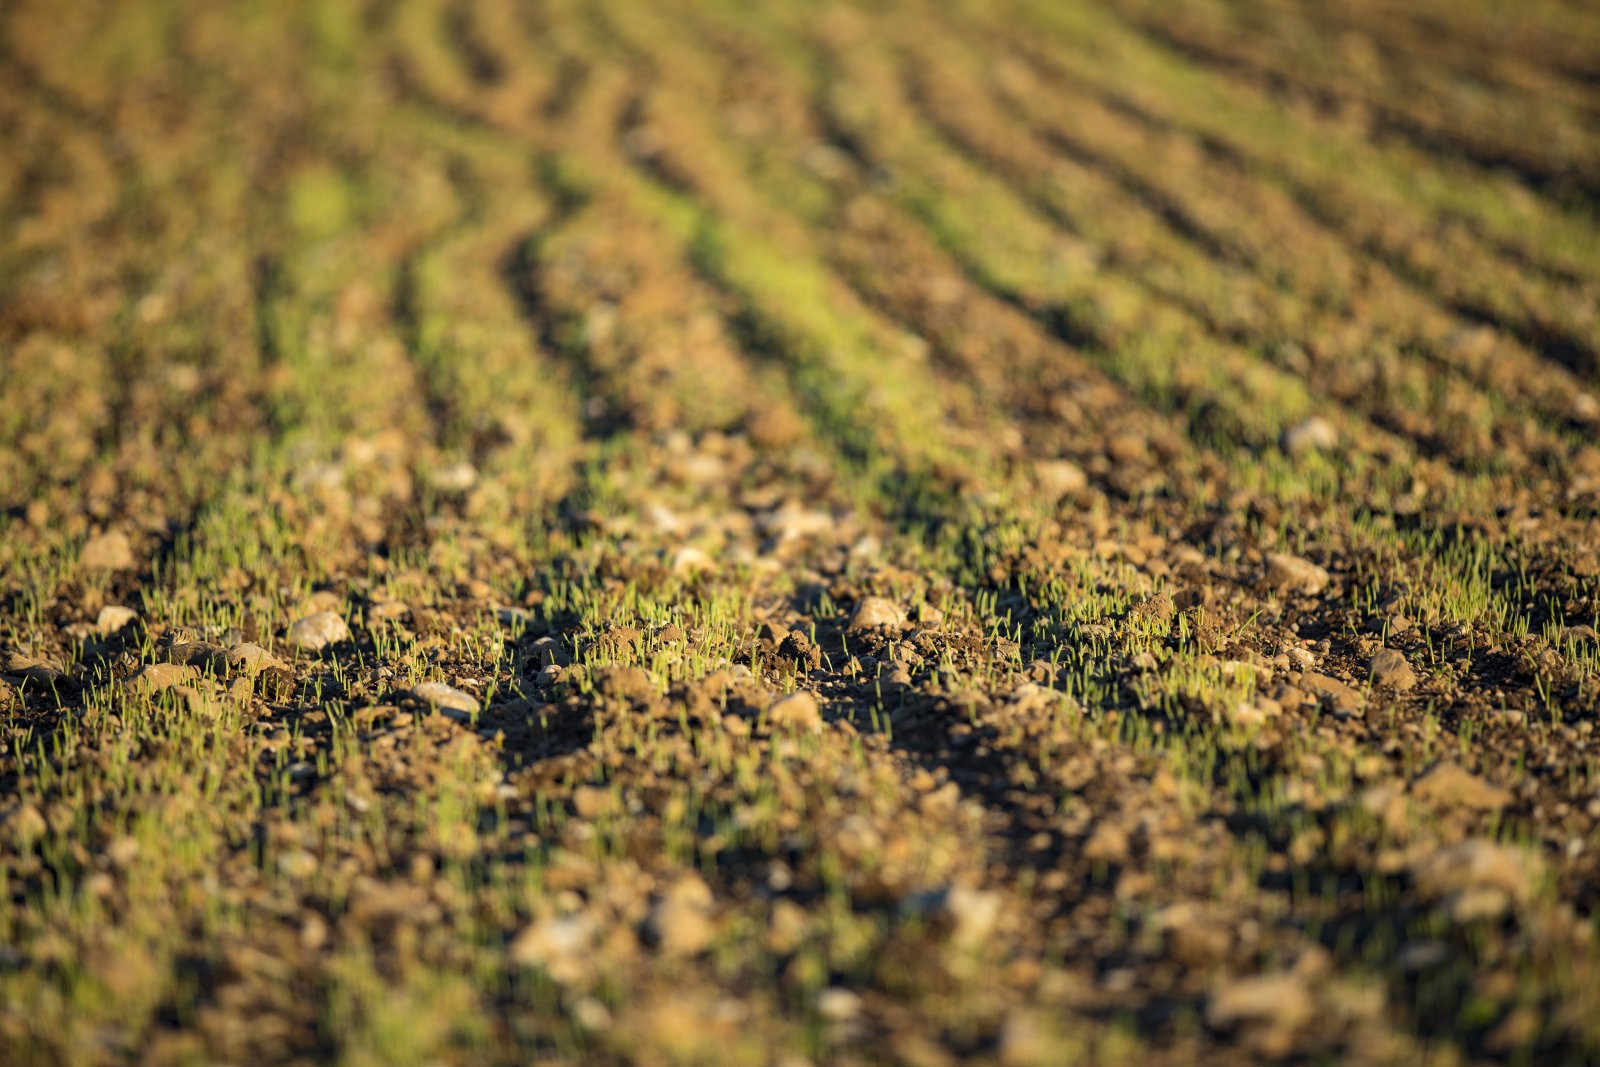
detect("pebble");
top-left (1368, 648), bottom-right (1417, 691)
top-left (227, 642), bottom-right (283, 674)
top-left (3, 652), bottom-right (64, 686)
top-left (510, 913), bottom-right (594, 985)
top-left (94, 605), bottom-right (138, 634)
top-left (1301, 672), bottom-right (1363, 714)
top-left (1281, 415), bottom-right (1337, 455)
top-left (1207, 971), bottom-right (1313, 1055)
top-left (123, 663), bottom-right (199, 694)
top-left (1226, 699), bottom-right (1281, 728)
top-left (412, 681), bottom-right (478, 720)
top-left (650, 874), bottom-right (716, 956)
top-left (943, 885), bottom-right (1002, 948)
top-left (426, 461), bottom-right (478, 492)
top-left (1412, 838), bottom-right (1538, 922)
top-left (1264, 552), bottom-right (1329, 596)
top-left (997, 1010), bottom-right (1051, 1067)
top-left (817, 988), bottom-right (862, 1022)
top-left (81, 530), bottom-right (135, 571)
top-left (848, 596), bottom-right (907, 632)
top-left (671, 546), bottom-right (715, 574)
top-left (1034, 459), bottom-right (1088, 498)
top-left (767, 691), bottom-right (822, 731)
top-left (1083, 822), bottom-right (1130, 864)
top-left (1410, 761), bottom-right (1511, 812)
top-left (286, 611), bottom-right (350, 651)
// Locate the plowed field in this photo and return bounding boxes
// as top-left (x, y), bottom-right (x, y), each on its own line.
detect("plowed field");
top-left (4, 1), bottom-right (1600, 1063)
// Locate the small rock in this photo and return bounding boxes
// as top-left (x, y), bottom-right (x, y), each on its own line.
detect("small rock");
top-left (81, 530), bottom-right (135, 571)
top-left (1395, 941), bottom-right (1449, 971)
top-left (572, 997), bottom-right (613, 1032)
top-left (1369, 648), bottom-right (1417, 691)
top-left (572, 785), bottom-right (615, 820)
top-left (286, 611), bottom-right (350, 651)
top-left (1412, 838), bottom-right (1539, 922)
top-left (1410, 761), bottom-right (1511, 812)
top-left (497, 607), bottom-right (533, 628)
top-left (1207, 971), bottom-right (1313, 1056)
top-left (817, 988), bottom-right (862, 1022)
top-left (671, 546), bottom-right (715, 574)
top-left (1281, 416), bottom-right (1337, 455)
top-left (368, 600), bottom-right (410, 622)
top-left (527, 636), bottom-right (570, 668)
top-left (227, 642), bottom-right (284, 674)
top-left (168, 642), bottom-right (229, 673)
top-left (1153, 903), bottom-right (1232, 966)
top-left (1083, 822), bottom-right (1129, 864)
top-left (943, 885), bottom-right (1002, 948)
top-left (1302, 672), bottom-right (1363, 714)
top-left (1264, 552), bottom-right (1329, 596)
top-left (848, 596), bottom-right (907, 633)
top-left (510, 913), bottom-right (594, 985)
top-left (94, 606), bottom-right (138, 634)
top-left (768, 691), bottom-right (822, 731)
top-left (123, 663), bottom-right (199, 694)
top-left (3, 803), bottom-right (48, 846)
top-left (1035, 459), bottom-right (1088, 499)
top-left (1131, 592), bottom-right (1175, 626)
top-left (2, 652), bottom-right (64, 687)
top-left (426, 461), bottom-right (477, 492)
top-left (998, 1010), bottom-right (1051, 1067)
top-left (649, 874), bottom-right (716, 956)
top-left (1286, 647), bottom-right (1317, 671)
top-left (763, 505), bottom-right (833, 544)
top-left (255, 666), bottom-right (296, 701)
top-left (1227, 699), bottom-right (1281, 728)
top-left (412, 681), bottom-right (478, 721)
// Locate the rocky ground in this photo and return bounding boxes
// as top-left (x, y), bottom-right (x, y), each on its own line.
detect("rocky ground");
top-left (3, 0), bottom-right (1600, 1063)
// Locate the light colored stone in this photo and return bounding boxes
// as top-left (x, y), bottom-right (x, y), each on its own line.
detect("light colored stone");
top-left (1369, 648), bottom-right (1417, 691)
top-left (94, 605), bottom-right (138, 634)
top-left (763, 505), bottom-right (833, 544)
top-left (227, 642), bottom-right (284, 674)
top-left (671, 546), bottom-right (714, 574)
top-left (768, 691), bottom-right (822, 731)
top-left (1413, 839), bottom-right (1539, 922)
top-left (1410, 762), bottom-right (1511, 811)
top-left (1083, 822), bottom-right (1130, 864)
top-left (123, 663), bottom-right (199, 694)
top-left (1302, 672), bottom-right (1363, 713)
top-left (510, 913), bottom-right (594, 985)
top-left (997, 1010), bottom-right (1052, 1067)
top-left (817, 988), bottom-right (862, 1022)
top-left (426, 461), bottom-right (477, 492)
top-left (944, 885), bottom-right (1002, 948)
top-left (286, 611), bottom-right (350, 651)
top-left (412, 681), bottom-right (478, 720)
top-left (1264, 552), bottom-right (1329, 596)
top-left (1035, 459), bottom-right (1088, 498)
top-left (1207, 971), bottom-right (1313, 1054)
top-left (1227, 699), bottom-right (1281, 728)
top-left (81, 530), bottom-right (135, 571)
top-left (651, 874), bottom-right (716, 956)
top-left (1282, 416), bottom-right (1337, 455)
top-left (848, 596), bottom-right (907, 633)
